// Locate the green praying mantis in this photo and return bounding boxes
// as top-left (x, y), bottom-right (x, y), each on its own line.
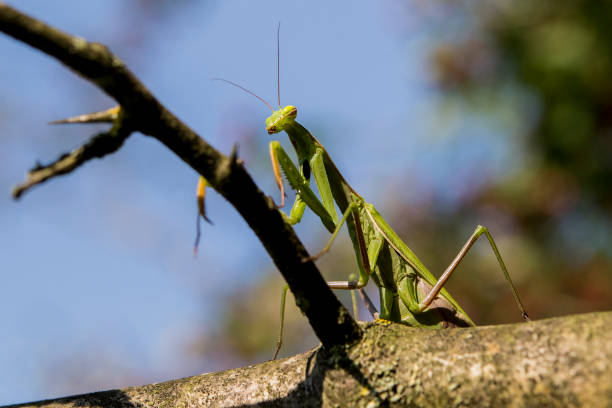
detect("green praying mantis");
top-left (196, 32), bottom-right (530, 360)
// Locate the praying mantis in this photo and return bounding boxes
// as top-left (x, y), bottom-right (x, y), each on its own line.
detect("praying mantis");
top-left (198, 31), bottom-right (530, 360)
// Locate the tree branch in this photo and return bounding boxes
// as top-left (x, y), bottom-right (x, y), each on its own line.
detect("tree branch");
top-left (4, 312), bottom-right (611, 407)
top-left (0, 3), bottom-right (361, 350)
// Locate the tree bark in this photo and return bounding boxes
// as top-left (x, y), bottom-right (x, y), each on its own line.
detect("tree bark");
top-left (6, 311), bottom-right (612, 408)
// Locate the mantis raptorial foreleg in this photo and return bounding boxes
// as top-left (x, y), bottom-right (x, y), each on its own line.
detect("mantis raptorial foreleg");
top-left (270, 141), bottom-right (373, 358)
top-left (269, 141), bottom-right (336, 232)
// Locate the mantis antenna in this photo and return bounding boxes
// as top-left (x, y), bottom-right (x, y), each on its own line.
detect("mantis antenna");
top-left (212, 78), bottom-right (274, 112)
top-left (213, 23), bottom-right (283, 110)
top-left (197, 72), bottom-right (277, 253)
top-left (277, 22), bottom-right (281, 108)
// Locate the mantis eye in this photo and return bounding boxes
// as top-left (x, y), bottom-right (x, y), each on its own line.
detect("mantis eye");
top-left (267, 126), bottom-right (276, 135)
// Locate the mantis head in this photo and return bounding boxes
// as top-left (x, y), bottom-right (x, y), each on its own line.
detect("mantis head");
top-left (266, 105), bottom-right (297, 135)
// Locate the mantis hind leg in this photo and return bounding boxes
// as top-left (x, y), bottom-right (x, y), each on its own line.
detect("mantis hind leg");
top-left (417, 225), bottom-right (530, 321)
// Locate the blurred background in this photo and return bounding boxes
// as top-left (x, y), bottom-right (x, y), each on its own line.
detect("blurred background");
top-left (1, 0), bottom-right (611, 404)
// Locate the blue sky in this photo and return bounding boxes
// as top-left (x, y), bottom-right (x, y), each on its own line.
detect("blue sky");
top-left (0, 1), bottom-right (520, 404)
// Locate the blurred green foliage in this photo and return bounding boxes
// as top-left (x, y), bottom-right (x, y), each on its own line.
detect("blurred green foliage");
top-left (433, 1), bottom-right (612, 210)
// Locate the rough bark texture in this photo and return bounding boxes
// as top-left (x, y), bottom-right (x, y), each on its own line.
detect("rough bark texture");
top-left (6, 311), bottom-right (612, 408)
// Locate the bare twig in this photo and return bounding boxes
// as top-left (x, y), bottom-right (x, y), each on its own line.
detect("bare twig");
top-left (48, 105), bottom-right (120, 124)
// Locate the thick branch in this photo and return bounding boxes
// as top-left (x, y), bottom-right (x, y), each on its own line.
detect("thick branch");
top-left (0, 3), bottom-right (361, 349)
top-left (5, 312), bottom-right (612, 407)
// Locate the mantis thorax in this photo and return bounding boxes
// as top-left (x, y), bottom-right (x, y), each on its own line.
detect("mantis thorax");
top-left (266, 105), bottom-right (297, 134)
